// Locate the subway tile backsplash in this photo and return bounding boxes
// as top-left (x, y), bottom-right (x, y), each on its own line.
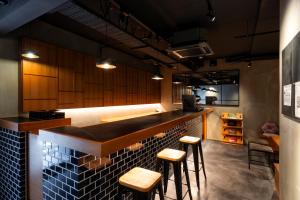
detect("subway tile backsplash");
top-left (42, 117), bottom-right (201, 200)
top-left (0, 128), bottom-right (27, 200)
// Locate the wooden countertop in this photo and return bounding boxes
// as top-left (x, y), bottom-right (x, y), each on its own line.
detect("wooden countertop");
top-left (39, 110), bottom-right (202, 157)
top-left (0, 117), bottom-right (71, 134)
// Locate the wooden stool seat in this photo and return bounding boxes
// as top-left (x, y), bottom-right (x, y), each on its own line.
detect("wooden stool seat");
top-left (157, 148), bottom-right (186, 162)
top-left (179, 135), bottom-right (207, 189)
top-left (119, 167), bottom-right (161, 193)
top-left (179, 136), bottom-right (201, 144)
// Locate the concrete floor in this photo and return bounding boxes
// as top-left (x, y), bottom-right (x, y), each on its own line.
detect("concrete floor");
top-left (156, 140), bottom-right (279, 200)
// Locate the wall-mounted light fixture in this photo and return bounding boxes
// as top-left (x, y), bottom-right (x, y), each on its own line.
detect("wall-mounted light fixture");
top-left (21, 50), bottom-right (39, 59)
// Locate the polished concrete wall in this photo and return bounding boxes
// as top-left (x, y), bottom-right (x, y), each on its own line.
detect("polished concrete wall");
top-left (161, 59), bottom-right (279, 142)
top-left (280, 0), bottom-right (300, 199)
top-left (0, 37), bottom-right (19, 117)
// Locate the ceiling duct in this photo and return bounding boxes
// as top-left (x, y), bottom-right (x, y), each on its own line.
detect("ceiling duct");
top-left (168, 27), bottom-right (214, 58)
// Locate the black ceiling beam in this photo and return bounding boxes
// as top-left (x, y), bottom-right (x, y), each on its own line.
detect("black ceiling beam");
top-left (72, 0), bottom-right (178, 69)
top-left (248, 0), bottom-right (262, 57)
top-left (225, 52), bottom-right (278, 62)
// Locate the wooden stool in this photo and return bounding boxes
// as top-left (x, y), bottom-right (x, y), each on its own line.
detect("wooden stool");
top-left (156, 148), bottom-right (192, 200)
top-left (118, 167), bottom-right (164, 200)
top-left (179, 136), bottom-right (207, 189)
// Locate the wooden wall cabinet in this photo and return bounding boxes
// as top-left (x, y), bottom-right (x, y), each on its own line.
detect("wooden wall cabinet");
top-left (21, 38), bottom-right (161, 112)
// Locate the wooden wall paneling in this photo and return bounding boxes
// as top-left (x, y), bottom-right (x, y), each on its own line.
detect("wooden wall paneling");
top-left (103, 66), bottom-right (115, 106)
top-left (83, 55), bottom-right (104, 107)
top-left (113, 65), bottom-right (127, 105)
top-left (23, 75), bottom-right (57, 100)
top-left (146, 72), bottom-right (152, 104)
top-left (127, 67), bottom-right (138, 105)
top-left (58, 48), bottom-right (75, 92)
top-left (137, 70), bottom-right (147, 104)
top-left (22, 38), bottom-right (57, 77)
top-left (21, 38), bottom-right (58, 112)
top-left (154, 80), bottom-right (161, 103)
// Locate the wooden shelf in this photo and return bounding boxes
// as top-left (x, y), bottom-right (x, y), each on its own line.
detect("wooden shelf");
top-left (222, 138), bottom-right (243, 145)
top-left (221, 112), bottom-right (244, 145)
top-left (221, 117), bottom-right (243, 121)
top-left (222, 133), bottom-right (243, 137)
top-left (223, 125), bottom-right (243, 129)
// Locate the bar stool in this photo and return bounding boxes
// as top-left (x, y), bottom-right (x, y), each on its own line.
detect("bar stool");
top-left (156, 148), bottom-right (192, 200)
top-left (179, 136), bottom-right (207, 189)
top-left (117, 167), bottom-right (164, 200)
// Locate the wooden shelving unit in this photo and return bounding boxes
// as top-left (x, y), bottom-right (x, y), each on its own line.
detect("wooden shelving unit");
top-left (221, 112), bottom-right (243, 144)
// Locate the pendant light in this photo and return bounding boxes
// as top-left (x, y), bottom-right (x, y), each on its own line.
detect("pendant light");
top-left (21, 50), bottom-right (39, 59)
top-left (96, 58), bottom-right (117, 69)
top-left (172, 75), bottom-right (182, 84)
top-left (152, 65), bottom-right (164, 80)
top-left (96, 22), bottom-right (117, 69)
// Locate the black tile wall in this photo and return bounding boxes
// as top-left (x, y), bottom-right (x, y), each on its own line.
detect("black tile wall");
top-left (42, 117), bottom-right (201, 200)
top-left (0, 128), bottom-right (27, 200)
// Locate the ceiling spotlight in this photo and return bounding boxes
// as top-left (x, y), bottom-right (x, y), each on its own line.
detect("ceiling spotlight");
top-left (21, 50), bottom-right (39, 59)
top-left (206, 0), bottom-right (216, 22)
top-left (207, 10), bottom-right (216, 22)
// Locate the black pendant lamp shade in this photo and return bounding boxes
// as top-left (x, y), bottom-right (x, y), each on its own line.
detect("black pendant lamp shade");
top-left (152, 67), bottom-right (164, 80)
top-left (152, 72), bottom-right (164, 80)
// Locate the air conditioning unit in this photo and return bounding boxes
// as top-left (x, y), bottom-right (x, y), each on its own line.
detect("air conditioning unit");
top-left (168, 42), bottom-right (214, 58)
top-left (168, 27), bottom-right (214, 58)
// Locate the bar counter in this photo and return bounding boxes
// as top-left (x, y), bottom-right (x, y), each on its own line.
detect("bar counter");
top-left (38, 110), bottom-right (203, 200)
top-left (39, 110), bottom-right (202, 157)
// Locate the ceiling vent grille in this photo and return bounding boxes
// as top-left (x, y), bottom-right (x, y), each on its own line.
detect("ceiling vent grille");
top-left (168, 42), bottom-right (214, 59)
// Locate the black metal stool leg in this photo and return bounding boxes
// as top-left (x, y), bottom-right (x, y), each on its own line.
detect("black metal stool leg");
top-left (163, 161), bottom-right (170, 194)
top-left (156, 158), bottom-right (162, 172)
top-left (173, 162), bottom-right (183, 200)
top-left (192, 144), bottom-right (200, 189)
top-left (183, 158), bottom-right (193, 200)
top-left (134, 191), bottom-right (151, 200)
top-left (158, 181), bottom-right (164, 200)
top-left (117, 185), bottom-right (124, 200)
top-left (198, 141), bottom-right (207, 179)
top-left (248, 142), bottom-right (251, 169)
